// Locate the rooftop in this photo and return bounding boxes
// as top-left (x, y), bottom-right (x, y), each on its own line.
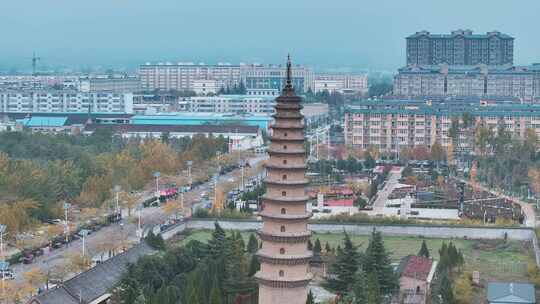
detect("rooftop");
top-left (398, 255), bottom-right (434, 281)
top-left (407, 30), bottom-right (513, 40)
top-left (487, 282), bottom-right (536, 304)
top-left (85, 123), bottom-right (260, 134)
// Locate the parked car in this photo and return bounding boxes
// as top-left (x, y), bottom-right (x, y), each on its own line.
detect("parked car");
top-left (0, 269), bottom-right (15, 280)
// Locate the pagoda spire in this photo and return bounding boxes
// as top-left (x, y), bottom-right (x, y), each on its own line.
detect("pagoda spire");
top-left (284, 54), bottom-right (294, 94)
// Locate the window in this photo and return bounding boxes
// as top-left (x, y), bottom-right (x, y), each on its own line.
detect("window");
top-left (283, 159), bottom-right (287, 165)
top-left (282, 191), bottom-right (286, 196)
top-left (279, 270), bottom-right (284, 277)
top-left (280, 226), bottom-right (286, 232)
top-left (282, 174), bottom-right (287, 180)
top-left (284, 132), bottom-right (288, 137)
top-left (283, 145), bottom-right (287, 150)
top-left (281, 208), bottom-right (286, 214)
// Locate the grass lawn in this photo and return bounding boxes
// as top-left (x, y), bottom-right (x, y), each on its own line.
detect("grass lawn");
top-left (177, 229), bottom-right (534, 283)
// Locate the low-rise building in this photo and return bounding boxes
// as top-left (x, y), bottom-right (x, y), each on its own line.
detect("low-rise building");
top-left (397, 255), bottom-right (437, 304)
top-left (191, 79), bottom-right (219, 95)
top-left (313, 74), bottom-right (368, 94)
top-left (183, 95), bottom-right (275, 114)
top-left (487, 282), bottom-right (536, 304)
top-left (79, 76), bottom-right (140, 93)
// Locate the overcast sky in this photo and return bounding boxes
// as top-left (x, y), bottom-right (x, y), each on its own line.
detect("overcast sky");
top-left (1, 0), bottom-right (538, 72)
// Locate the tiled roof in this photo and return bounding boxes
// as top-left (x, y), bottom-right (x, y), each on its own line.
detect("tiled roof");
top-left (84, 123), bottom-right (259, 134)
top-left (400, 255), bottom-right (433, 281)
top-left (29, 242), bottom-right (155, 304)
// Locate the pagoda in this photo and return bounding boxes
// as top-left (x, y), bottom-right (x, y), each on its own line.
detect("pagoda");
top-left (255, 56), bottom-right (312, 304)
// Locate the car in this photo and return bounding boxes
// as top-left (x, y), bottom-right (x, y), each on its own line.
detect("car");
top-left (0, 269), bottom-right (14, 280)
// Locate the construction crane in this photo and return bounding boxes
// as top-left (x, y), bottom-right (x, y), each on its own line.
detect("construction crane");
top-left (32, 52), bottom-right (40, 76)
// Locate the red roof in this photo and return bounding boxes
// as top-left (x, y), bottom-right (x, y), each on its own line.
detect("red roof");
top-left (325, 199), bottom-right (354, 207)
top-left (401, 256), bottom-right (433, 281)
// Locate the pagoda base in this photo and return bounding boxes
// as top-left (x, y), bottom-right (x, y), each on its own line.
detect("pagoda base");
top-left (258, 283), bottom-right (308, 304)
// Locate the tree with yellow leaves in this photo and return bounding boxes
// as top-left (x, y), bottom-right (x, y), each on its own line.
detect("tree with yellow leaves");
top-left (66, 253), bottom-right (92, 274)
top-left (23, 267), bottom-right (47, 294)
top-left (453, 272), bottom-right (473, 304)
top-left (470, 160), bottom-right (478, 194)
top-left (0, 199), bottom-right (39, 235)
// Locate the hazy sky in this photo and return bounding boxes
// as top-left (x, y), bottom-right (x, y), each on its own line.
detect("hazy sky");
top-left (1, 0), bottom-right (538, 72)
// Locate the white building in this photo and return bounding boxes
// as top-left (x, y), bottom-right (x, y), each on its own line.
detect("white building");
top-left (0, 75), bottom-right (79, 91)
top-left (313, 74), bottom-right (368, 94)
top-left (0, 91), bottom-right (134, 114)
top-left (139, 62), bottom-right (241, 92)
top-left (241, 64), bottom-right (313, 95)
top-left (182, 95), bottom-right (275, 114)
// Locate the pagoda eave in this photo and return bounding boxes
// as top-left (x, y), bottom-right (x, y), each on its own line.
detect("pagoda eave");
top-left (256, 252), bottom-right (313, 265)
top-left (255, 274), bottom-right (313, 288)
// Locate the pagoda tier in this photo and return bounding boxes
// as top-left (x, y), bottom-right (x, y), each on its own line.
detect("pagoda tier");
top-left (256, 56), bottom-right (312, 304)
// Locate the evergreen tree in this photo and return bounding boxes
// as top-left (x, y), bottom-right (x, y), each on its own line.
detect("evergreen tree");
top-left (439, 270), bottom-right (455, 304)
top-left (351, 269), bottom-right (368, 304)
top-left (363, 228), bottom-right (398, 295)
top-left (145, 230), bottom-right (166, 250)
top-left (313, 238), bottom-right (322, 255)
top-left (134, 293), bottom-right (146, 304)
top-left (188, 286), bottom-right (202, 304)
top-left (248, 254), bottom-right (260, 276)
top-left (326, 233), bottom-right (360, 292)
top-left (306, 290), bottom-right (315, 304)
top-left (208, 222), bottom-right (228, 258)
top-left (365, 272), bottom-right (381, 304)
top-left (418, 240), bottom-right (430, 258)
top-left (307, 239), bottom-right (313, 251)
top-left (247, 234), bottom-right (259, 254)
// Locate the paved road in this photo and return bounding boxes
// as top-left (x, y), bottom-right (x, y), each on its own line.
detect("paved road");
top-left (371, 168), bottom-right (403, 213)
top-left (454, 176), bottom-right (537, 228)
top-left (8, 154), bottom-right (268, 285)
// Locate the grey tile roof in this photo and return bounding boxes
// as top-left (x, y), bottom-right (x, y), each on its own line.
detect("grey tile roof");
top-left (29, 242), bottom-right (156, 304)
top-left (487, 282), bottom-right (536, 304)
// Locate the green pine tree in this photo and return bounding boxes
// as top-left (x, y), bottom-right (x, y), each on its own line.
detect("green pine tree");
top-left (418, 240), bottom-right (430, 258)
top-left (325, 241), bottom-right (332, 253)
top-left (439, 270), bottom-right (455, 304)
top-left (307, 239), bottom-right (313, 251)
top-left (247, 234), bottom-right (259, 254)
top-left (363, 228), bottom-right (398, 295)
top-left (134, 293), bottom-right (146, 304)
top-left (313, 238), bottom-right (322, 254)
top-left (351, 268), bottom-right (368, 304)
top-left (208, 222), bottom-right (228, 258)
top-left (365, 272), bottom-right (381, 304)
top-left (248, 254), bottom-right (260, 276)
top-left (326, 233), bottom-right (360, 292)
top-left (209, 279), bottom-right (223, 304)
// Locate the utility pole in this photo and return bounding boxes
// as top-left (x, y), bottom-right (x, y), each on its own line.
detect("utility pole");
top-left (153, 172), bottom-right (160, 197)
top-left (136, 206), bottom-right (142, 240)
top-left (80, 230), bottom-right (89, 257)
top-left (63, 203), bottom-right (71, 244)
top-left (186, 161), bottom-right (193, 188)
top-left (114, 185), bottom-right (121, 216)
top-left (327, 128), bottom-right (331, 161)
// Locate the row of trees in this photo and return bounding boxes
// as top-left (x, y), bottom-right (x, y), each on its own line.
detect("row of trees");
top-left (430, 242), bottom-right (467, 304)
top-left (326, 229), bottom-right (398, 303)
top-left (0, 130), bottom-right (228, 237)
top-left (112, 223), bottom-right (259, 304)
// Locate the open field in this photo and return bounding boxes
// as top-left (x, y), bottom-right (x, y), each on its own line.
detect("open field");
top-left (177, 229), bottom-right (534, 282)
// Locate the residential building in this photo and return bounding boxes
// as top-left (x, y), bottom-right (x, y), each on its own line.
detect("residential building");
top-left (312, 74), bottom-right (368, 94)
top-left (182, 95), bottom-right (275, 114)
top-left (79, 76), bottom-right (140, 93)
top-left (406, 30), bottom-right (514, 66)
top-left (241, 64), bottom-right (313, 96)
top-left (191, 79), bottom-right (219, 95)
top-left (487, 282), bottom-right (536, 304)
top-left (139, 62), bottom-right (241, 92)
top-left (343, 100), bottom-right (540, 154)
top-left (0, 75), bottom-right (79, 91)
top-left (255, 57), bottom-right (312, 304)
top-left (397, 255), bottom-right (437, 304)
top-left (130, 113), bottom-right (272, 130)
top-left (393, 64), bottom-right (540, 101)
top-left (0, 91), bottom-right (134, 114)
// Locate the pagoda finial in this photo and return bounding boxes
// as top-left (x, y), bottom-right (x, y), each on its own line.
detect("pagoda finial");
top-left (284, 54), bottom-right (294, 93)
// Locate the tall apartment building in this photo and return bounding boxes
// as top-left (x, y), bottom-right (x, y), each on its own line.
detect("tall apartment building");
top-left (312, 74), bottom-right (368, 94)
top-left (344, 100), bottom-right (540, 154)
top-left (241, 64), bottom-right (313, 96)
top-left (184, 95), bottom-right (275, 114)
top-left (393, 64), bottom-right (540, 101)
top-left (139, 62), bottom-right (241, 92)
top-left (406, 30), bottom-right (514, 66)
top-left (0, 91), bottom-right (133, 114)
top-left (79, 76), bottom-right (140, 93)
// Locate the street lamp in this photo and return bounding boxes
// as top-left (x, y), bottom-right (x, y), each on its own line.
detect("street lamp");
top-left (79, 229), bottom-right (89, 257)
top-left (186, 161), bottom-right (193, 188)
top-left (153, 171), bottom-right (161, 197)
top-left (63, 202), bottom-right (71, 244)
top-left (136, 205), bottom-right (143, 240)
top-left (0, 224), bottom-right (6, 293)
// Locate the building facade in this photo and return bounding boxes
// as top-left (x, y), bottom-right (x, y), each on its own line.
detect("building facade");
top-left (256, 58), bottom-right (312, 304)
top-left (139, 62), bottom-right (241, 92)
top-left (79, 76), bottom-right (140, 93)
top-left (393, 64), bottom-right (540, 101)
top-left (344, 100), bottom-right (540, 154)
top-left (0, 91), bottom-right (134, 114)
top-left (182, 95), bottom-right (275, 114)
top-left (406, 30), bottom-right (514, 66)
top-left (312, 74), bottom-right (368, 94)
top-left (242, 64), bottom-right (313, 96)
top-left (0, 75), bottom-right (79, 91)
